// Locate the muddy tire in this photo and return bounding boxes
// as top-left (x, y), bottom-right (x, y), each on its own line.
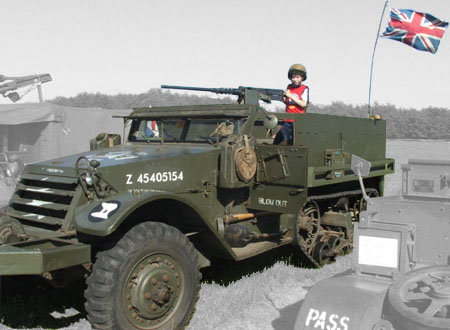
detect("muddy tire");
top-left (85, 222), bottom-right (201, 330)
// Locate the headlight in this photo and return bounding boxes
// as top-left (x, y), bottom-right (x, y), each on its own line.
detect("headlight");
top-left (85, 174), bottom-right (93, 186)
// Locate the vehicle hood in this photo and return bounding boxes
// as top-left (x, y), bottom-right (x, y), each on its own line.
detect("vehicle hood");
top-left (25, 144), bottom-right (218, 176)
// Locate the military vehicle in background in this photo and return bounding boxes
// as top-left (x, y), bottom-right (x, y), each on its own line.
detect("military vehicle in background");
top-left (0, 86), bottom-right (393, 329)
top-left (0, 73), bottom-right (52, 103)
top-left (294, 158), bottom-right (450, 330)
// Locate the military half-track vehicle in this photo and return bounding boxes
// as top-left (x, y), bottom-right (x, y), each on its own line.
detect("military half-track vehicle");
top-left (294, 158), bottom-right (450, 330)
top-left (0, 86), bottom-right (393, 330)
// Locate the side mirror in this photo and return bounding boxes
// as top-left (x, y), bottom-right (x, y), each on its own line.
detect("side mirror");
top-left (351, 155), bottom-right (371, 177)
top-left (351, 155), bottom-right (371, 201)
top-left (263, 114), bottom-right (278, 130)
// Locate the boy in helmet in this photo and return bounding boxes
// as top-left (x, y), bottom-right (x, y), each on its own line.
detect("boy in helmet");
top-left (274, 64), bottom-right (309, 145)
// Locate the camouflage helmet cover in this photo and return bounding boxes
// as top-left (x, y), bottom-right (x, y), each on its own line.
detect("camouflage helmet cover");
top-left (288, 64), bottom-right (307, 81)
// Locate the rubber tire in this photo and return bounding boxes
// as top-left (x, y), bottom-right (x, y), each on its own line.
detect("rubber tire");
top-left (387, 265), bottom-right (450, 330)
top-left (85, 222), bottom-right (201, 330)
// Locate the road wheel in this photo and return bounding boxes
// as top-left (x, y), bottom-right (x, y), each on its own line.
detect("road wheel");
top-left (85, 222), bottom-right (201, 330)
top-left (387, 265), bottom-right (450, 330)
top-left (294, 201), bottom-right (321, 267)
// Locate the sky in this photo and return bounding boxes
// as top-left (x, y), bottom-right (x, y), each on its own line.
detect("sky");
top-left (1, 0), bottom-right (450, 109)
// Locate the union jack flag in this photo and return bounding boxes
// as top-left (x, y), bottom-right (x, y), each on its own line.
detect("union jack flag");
top-left (381, 9), bottom-right (448, 54)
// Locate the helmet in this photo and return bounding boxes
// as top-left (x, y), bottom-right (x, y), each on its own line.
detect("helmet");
top-left (288, 64), bottom-right (307, 81)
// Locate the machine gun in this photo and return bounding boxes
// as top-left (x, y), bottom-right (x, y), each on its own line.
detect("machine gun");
top-left (0, 73), bottom-right (52, 102)
top-left (161, 85), bottom-right (285, 105)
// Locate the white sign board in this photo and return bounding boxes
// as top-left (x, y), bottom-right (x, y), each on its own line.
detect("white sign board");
top-left (358, 235), bottom-right (399, 268)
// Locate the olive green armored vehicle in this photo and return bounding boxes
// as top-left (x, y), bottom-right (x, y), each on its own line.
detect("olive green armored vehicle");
top-left (0, 86), bottom-right (394, 329)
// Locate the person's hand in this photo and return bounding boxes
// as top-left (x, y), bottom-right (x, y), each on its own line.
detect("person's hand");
top-left (285, 89), bottom-right (292, 98)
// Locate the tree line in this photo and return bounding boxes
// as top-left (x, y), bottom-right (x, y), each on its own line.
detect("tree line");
top-left (49, 89), bottom-right (450, 140)
top-left (307, 101), bottom-right (450, 140)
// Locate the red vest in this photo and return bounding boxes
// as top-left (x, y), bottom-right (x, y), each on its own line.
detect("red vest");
top-left (285, 84), bottom-right (308, 114)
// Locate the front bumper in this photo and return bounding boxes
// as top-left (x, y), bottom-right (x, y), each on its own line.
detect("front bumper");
top-left (0, 236), bottom-right (90, 275)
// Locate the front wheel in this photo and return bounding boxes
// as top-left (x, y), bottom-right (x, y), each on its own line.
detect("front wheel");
top-left (387, 265), bottom-right (450, 330)
top-left (85, 222), bottom-right (201, 330)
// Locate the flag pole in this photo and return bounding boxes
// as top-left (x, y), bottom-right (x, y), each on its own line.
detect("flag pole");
top-left (368, 0), bottom-right (389, 117)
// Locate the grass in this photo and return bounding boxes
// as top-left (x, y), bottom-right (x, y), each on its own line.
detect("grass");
top-left (190, 254), bottom-right (352, 330)
top-left (200, 245), bottom-right (314, 286)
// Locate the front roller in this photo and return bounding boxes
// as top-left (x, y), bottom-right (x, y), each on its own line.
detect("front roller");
top-left (293, 274), bottom-right (392, 330)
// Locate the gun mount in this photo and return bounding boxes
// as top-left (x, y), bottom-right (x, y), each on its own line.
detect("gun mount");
top-left (161, 84), bottom-right (285, 105)
top-left (0, 73), bottom-right (52, 103)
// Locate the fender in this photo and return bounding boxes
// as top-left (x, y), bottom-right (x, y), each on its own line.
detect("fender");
top-left (75, 190), bottom-right (208, 236)
top-left (294, 274), bottom-right (391, 330)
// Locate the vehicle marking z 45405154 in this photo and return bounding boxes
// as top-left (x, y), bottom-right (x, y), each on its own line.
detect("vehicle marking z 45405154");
top-left (125, 171), bottom-right (184, 185)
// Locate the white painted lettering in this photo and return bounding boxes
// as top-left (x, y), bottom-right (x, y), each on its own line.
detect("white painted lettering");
top-left (131, 171), bottom-right (184, 184)
top-left (305, 308), bottom-right (319, 326)
top-left (326, 314), bottom-right (338, 330)
top-left (314, 311), bottom-right (327, 329)
top-left (126, 174), bottom-right (133, 185)
top-left (340, 317), bottom-right (350, 330)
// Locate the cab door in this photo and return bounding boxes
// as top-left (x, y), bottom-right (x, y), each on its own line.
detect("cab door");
top-left (248, 145), bottom-right (308, 214)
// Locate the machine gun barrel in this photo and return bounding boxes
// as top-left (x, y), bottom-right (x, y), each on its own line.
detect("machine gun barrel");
top-left (161, 85), bottom-right (241, 96)
top-left (161, 85), bottom-right (285, 105)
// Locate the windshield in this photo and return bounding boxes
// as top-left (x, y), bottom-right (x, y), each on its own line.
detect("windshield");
top-left (128, 118), bottom-right (244, 143)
